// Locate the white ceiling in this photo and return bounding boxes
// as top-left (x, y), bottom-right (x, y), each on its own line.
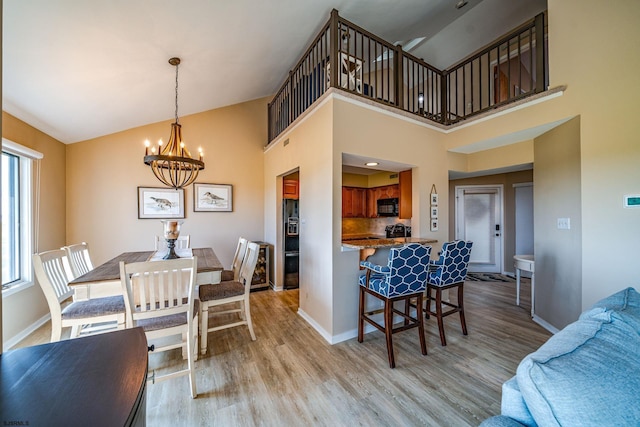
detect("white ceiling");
top-left (3, 0), bottom-right (546, 144)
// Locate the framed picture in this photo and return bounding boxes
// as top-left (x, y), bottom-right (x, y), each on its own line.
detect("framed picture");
top-left (430, 219), bottom-right (439, 232)
top-left (431, 193), bottom-right (439, 206)
top-left (430, 206), bottom-right (439, 219)
top-left (194, 183), bottom-right (233, 212)
top-left (138, 187), bottom-right (185, 219)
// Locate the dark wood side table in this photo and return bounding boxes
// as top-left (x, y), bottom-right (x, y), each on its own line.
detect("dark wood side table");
top-left (1, 328), bottom-right (148, 426)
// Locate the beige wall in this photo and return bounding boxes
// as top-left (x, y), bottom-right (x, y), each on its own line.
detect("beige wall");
top-left (449, 169), bottom-right (533, 273)
top-left (66, 97), bottom-right (268, 269)
top-left (2, 112), bottom-right (66, 346)
top-left (549, 0), bottom-right (640, 312)
top-left (534, 117), bottom-right (582, 326)
top-left (264, 98), bottom-right (335, 337)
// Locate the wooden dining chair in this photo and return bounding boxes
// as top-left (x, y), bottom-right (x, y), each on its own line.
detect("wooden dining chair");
top-left (33, 249), bottom-right (126, 342)
top-left (154, 234), bottom-right (191, 250)
top-left (119, 257), bottom-right (199, 398)
top-left (62, 242), bottom-right (94, 278)
top-left (220, 237), bottom-right (248, 281)
top-left (199, 241), bottom-right (260, 355)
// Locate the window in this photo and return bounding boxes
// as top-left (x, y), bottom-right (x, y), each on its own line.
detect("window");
top-left (2, 139), bottom-right (43, 296)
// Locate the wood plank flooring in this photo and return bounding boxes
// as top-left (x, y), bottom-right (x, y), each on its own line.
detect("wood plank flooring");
top-left (14, 278), bottom-right (549, 426)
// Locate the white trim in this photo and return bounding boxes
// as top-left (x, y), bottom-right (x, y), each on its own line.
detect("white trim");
top-left (2, 138), bottom-right (44, 160)
top-left (3, 313), bottom-right (51, 351)
top-left (1, 280), bottom-right (34, 298)
top-left (532, 314), bottom-right (559, 335)
top-left (513, 182), bottom-right (533, 188)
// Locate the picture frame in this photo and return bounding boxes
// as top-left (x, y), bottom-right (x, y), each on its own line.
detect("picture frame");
top-left (431, 193), bottom-right (439, 206)
top-left (430, 219), bottom-right (439, 232)
top-left (194, 183), bottom-right (233, 212)
top-left (138, 187), bottom-right (185, 219)
top-left (430, 206), bottom-right (439, 219)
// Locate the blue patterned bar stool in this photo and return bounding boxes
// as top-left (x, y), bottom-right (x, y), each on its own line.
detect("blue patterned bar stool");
top-left (358, 243), bottom-right (432, 368)
top-left (425, 240), bottom-right (473, 346)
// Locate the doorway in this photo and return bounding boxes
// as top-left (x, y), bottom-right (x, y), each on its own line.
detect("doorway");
top-left (455, 185), bottom-right (504, 273)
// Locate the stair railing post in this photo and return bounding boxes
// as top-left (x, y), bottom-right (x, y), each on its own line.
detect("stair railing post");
top-left (535, 12), bottom-right (546, 93)
top-left (329, 9), bottom-right (339, 89)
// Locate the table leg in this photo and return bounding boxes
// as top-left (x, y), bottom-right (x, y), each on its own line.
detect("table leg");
top-left (515, 268), bottom-right (521, 306)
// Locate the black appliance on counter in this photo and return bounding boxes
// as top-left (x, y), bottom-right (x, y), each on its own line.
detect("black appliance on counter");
top-left (377, 197), bottom-right (399, 217)
top-left (385, 223), bottom-right (411, 238)
top-left (283, 199), bottom-right (299, 289)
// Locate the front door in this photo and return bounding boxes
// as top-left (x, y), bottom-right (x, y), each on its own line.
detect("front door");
top-left (455, 185), bottom-right (503, 273)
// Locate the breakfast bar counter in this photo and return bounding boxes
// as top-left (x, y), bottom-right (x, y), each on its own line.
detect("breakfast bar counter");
top-left (341, 237), bottom-right (437, 249)
top-left (342, 237), bottom-right (438, 266)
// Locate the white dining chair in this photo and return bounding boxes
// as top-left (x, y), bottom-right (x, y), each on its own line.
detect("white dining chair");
top-left (33, 249), bottom-right (126, 342)
top-left (199, 241), bottom-right (260, 355)
top-left (220, 237), bottom-right (248, 281)
top-left (119, 257), bottom-right (199, 398)
top-left (154, 234), bottom-right (191, 251)
top-left (62, 242), bottom-right (94, 278)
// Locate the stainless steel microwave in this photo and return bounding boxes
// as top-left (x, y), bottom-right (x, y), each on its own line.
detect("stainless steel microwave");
top-left (377, 198), bottom-right (398, 217)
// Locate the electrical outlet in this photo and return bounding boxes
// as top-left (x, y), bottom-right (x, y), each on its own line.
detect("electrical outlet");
top-left (557, 217), bottom-right (571, 230)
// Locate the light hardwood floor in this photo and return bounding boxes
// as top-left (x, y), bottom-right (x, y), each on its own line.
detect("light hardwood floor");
top-left (16, 278), bottom-right (548, 426)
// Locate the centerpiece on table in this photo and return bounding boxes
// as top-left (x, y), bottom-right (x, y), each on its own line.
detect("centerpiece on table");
top-left (160, 220), bottom-right (183, 259)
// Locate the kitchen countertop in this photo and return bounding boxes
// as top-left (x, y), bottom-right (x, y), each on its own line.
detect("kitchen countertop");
top-left (342, 237), bottom-right (437, 249)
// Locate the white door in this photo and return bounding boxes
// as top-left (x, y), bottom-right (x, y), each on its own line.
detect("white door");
top-left (455, 186), bottom-right (503, 273)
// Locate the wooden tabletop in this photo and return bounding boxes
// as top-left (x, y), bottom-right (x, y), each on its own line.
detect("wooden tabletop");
top-left (69, 247), bottom-right (223, 285)
top-left (1, 328), bottom-right (147, 426)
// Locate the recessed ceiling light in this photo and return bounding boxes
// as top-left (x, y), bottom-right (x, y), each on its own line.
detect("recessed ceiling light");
top-left (365, 162), bottom-right (379, 167)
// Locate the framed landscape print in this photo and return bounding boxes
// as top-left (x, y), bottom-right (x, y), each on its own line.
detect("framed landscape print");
top-left (194, 183), bottom-right (233, 212)
top-left (138, 187), bottom-right (185, 219)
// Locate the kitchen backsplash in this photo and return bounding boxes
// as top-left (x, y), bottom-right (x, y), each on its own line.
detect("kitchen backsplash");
top-left (342, 218), bottom-right (411, 237)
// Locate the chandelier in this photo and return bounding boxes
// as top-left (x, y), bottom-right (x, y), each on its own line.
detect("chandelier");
top-left (144, 57), bottom-right (204, 189)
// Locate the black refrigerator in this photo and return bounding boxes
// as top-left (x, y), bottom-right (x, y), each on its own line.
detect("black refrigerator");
top-left (283, 199), bottom-right (299, 289)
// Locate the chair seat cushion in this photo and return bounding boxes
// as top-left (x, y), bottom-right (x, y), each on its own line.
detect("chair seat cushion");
top-left (62, 296), bottom-right (125, 319)
top-left (136, 312), bottom-right (187, 332)
top-left (221, 269), bottom-right (234, 281)
top-left (199, 280), bottom-right (244, 301)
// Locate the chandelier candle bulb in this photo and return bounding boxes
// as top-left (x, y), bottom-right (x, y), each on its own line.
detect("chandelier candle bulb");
top-left (144, 140), bottom-right (150, 155)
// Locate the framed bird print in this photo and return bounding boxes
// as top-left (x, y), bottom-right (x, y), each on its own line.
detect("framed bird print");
top-left (194, 183), bottom-right (233, 212)
top-left (138, 187), bottom-right (185, 219)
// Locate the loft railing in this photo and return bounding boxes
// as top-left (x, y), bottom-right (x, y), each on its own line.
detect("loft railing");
top-left (268, 10), bottom-right (547, 142)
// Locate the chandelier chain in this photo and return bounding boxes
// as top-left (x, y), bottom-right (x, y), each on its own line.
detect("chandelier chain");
top-left (174, 62), bottom-right (179, 124)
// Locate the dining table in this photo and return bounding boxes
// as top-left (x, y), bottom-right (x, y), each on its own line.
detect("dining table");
top-left (68, 247), bottom-right (223, 300)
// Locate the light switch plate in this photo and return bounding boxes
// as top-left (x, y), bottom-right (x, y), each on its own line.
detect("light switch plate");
top-left (557, 217), bottom-right (571, 230)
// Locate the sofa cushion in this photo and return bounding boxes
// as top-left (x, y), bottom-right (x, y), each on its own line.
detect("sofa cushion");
top-left (580, 286), bottom-right (640, 332)
top-left (500, 377), bottom-right (535, 427)
top-left (516, 288), bottom-right (640, 427)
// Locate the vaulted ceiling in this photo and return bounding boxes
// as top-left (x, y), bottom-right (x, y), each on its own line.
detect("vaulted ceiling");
top-left (2, 0), bottom-right (546, 144)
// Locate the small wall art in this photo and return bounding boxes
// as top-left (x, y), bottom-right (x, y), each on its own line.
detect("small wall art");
top-left (430, 206), bottom-right (439, 219)
top-left (138, 187), bottom-right (185, 219)
top-left (194, 183), bottom-right (233, 212)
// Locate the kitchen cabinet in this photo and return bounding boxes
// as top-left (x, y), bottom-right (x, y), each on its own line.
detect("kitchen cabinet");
top-left (399, 169), bottom-right (412, 219)
top-left (283, 179), bottom-right (299, 199)
top-left (366, 184), bottom-right (400, 217)
top-left (342, 186), bottom-right (367, 218)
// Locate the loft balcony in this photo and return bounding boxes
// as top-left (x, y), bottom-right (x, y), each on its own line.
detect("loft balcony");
top-left (268, 9), bottom-right (548, 143)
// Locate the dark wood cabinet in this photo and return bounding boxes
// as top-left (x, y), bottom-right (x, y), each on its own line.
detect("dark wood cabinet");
top-left (342, 186), bottom-right (367, 218)
top-left (1, 328), bottom-right (148, 426)
top-left (366, 184), bottom-right (400, 217)
top-left (283, 179), bottom-right (299, 199)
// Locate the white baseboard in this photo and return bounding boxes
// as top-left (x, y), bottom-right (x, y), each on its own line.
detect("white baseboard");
top-left (532, 314), bottom-right (559, 334)
top-left (297, 308), bottom-right (410, 345)
top-left (3, 313), bottom-right (51, 351)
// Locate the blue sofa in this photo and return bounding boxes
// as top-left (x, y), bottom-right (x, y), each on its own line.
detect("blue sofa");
top-left (481, 287), bottom-right (640, 427)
